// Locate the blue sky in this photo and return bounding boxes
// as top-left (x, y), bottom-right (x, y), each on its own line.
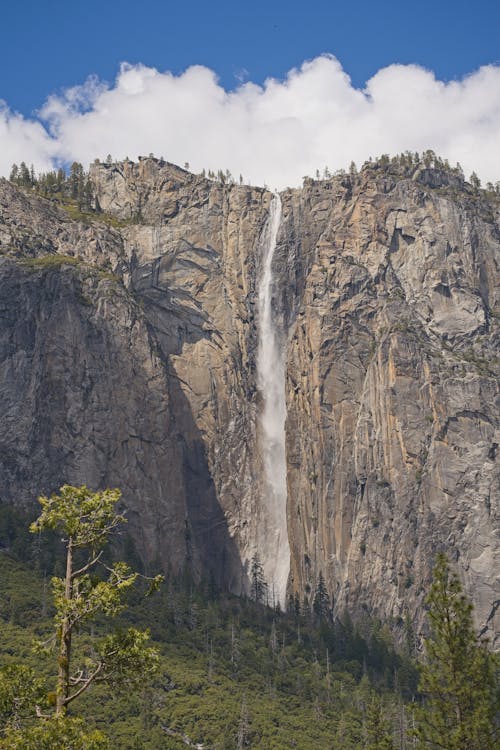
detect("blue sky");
top-left (1, 0), bottom-right (498, 115)
top-left (0, 1), bottom-right (499, 187)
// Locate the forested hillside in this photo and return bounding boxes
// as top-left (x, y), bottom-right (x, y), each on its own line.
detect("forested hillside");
top-left (0, 497), bottom-right (419, 749)
top-left (1, 494), bottom-right (498, 749)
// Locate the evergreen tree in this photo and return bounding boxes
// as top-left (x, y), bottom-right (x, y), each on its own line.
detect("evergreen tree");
top-left (0, 716), bottom-right (108, 749)
top-left (2, 488), bottom-right (158, 730)
top-left (28, 485), bottom-right (162, 718)
top-left (313, 571), bottom-right (330, 621)
top-left (68, 162), bottom-right (85, 205)
top-left (236, 694), bottom-right (250, 749)
top-left (56, 167), bottom-right (65, 194)
top-left (293, 591), bottom-right (301, 618)
top-left (250, 554), bottom-right (267, 604)
top-left (83, 177), bottom-right (94, 211)
top-left (366, 694), bottom-right (394, 749)
top-left (415, 553), bottom-right (498, 750)
top-left (335, 710), bottom-right (363, 749)
top-left (18, 162), bottom-right (32, 187)
top-left (0, 665), bottom-right (44, 731)
top-left (469, 171), bottom-right (481, 191)
top-left (230, 622), bottom-right (240, 678)
top-left (0, 487), bottom-right (164, 748)
top-left (302, 594), bottom-right (311, 621)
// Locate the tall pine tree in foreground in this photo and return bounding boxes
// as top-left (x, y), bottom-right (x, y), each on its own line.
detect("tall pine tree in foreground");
top-left (415, 553), bottom-right (498, 750)
top-left (0, 485), bottom-right (162, 749)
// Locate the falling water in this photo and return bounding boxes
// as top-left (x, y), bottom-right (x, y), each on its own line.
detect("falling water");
top-left (256, 193), bottom-right (290, 606)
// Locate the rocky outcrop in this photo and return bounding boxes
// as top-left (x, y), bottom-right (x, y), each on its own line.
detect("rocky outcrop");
top-left (0, 164), bottom-right (273, 593)
top-left (280, 169), bottom-right (499, 644)
top-left (0, 158), bottom-right (498, 644)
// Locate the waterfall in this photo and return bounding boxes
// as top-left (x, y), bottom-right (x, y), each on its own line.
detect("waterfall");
top-left (256, 193), bottom-right (290, 607)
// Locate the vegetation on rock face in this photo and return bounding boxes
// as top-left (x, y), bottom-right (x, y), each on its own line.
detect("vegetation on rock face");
top-left (308, 149), bottom-right (500, 200)
top-left (10, 149), bottom-right (500, 200)
top-left (19, 254), bottom-right (82, 270)
top-left (8, 161), bottom-right (131, 227)
top-left (10, 162), bottom-right (96, 213)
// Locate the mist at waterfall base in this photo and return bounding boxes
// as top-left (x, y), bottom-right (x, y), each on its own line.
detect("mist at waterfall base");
top-left (255, 194), bottom-right (290, 607)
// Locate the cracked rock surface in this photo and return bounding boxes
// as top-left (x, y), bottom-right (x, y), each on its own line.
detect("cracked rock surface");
top-left (0, 158), bottom-right (498, 644)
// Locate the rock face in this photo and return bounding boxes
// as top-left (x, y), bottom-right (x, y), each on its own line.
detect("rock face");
top-left (0, 158), bottom-right (498, 643)
top-left (279, 171), bottom-right (499, 644)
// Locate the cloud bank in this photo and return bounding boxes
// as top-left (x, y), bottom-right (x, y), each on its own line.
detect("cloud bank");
top-left (1, 56), bottom-right (500, 188)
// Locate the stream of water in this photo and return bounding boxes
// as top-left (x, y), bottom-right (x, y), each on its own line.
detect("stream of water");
top-left (256, 194), bottom-right (290, 607)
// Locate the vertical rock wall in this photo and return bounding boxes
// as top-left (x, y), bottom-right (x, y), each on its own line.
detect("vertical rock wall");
top-left (281, 169), bottom-right (499, 643)
top-left (0, 159), bottom-right (498, 643)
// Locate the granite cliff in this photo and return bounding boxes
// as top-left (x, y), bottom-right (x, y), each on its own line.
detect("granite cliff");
top-left (0, 157), bottom-right (498, 643)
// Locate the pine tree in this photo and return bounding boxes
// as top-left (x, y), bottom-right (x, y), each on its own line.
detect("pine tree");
top-left (313, 571), bottom-right (330, 621)
top-left (69, 162), bottom-right (84, 201)
top-left (469, 172), bottom-right (481, 191)
top-left (56, 167), bottom-right (65, 195)
top-left (415, 553), bottom-right (498, 750)
top-left (18, 162), bottom-right (31, 187)
top-left (81, 177), bottom-right (94, 212)
top-left (293, 591), bottom-right (301, 618)
top-left (366, 694), bottom-right (394, 749)
top-left (237, 695), bottom-right (250, 749)
top-left (250, 554), bottom-right (267, 603)
top-left (29, 485), bottom-right (162, 718)
top-left (230, 622), bottom-right (240, 678)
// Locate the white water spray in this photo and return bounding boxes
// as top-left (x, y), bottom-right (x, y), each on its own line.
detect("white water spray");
top-left (256, 194), bottom-right (290, 606)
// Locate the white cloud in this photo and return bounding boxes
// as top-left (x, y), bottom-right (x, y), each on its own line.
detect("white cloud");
top-left (1, 55), bottom-right (500, 188)
top-left (0, 102), bottom-right (56, 176)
